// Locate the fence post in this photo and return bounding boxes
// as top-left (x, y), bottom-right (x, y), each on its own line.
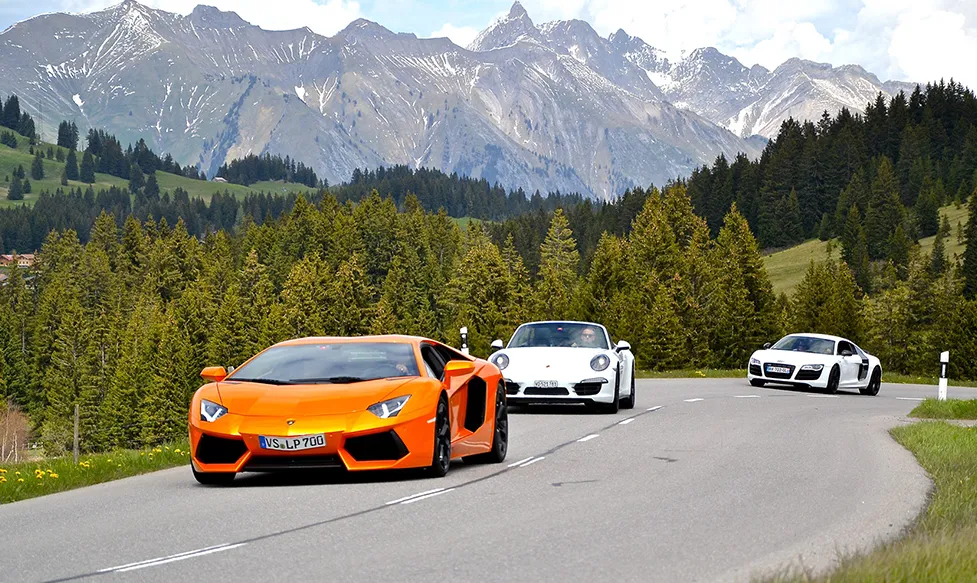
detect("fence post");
top-left (73, 404), bottom-right (79, 464)
top-left (938, 351), bottom-right (949, 401)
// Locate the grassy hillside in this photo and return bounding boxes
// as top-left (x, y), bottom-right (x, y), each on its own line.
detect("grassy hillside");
top-left (0, 131), bottom-right (315, 208)
top-left (763, 204), bottom-right (970, 295)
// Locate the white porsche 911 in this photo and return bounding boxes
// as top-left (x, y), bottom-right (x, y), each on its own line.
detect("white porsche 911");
top-left (488, 321), bottom-right (636, 413)
top-left (747, 333), bottom-right (882, 395)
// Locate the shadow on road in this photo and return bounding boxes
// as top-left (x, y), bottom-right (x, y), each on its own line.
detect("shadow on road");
top-left (198, 461), bottom-right (481, 489)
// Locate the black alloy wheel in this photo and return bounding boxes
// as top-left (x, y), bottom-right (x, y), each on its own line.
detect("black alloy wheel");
top-left (825, 365), bottom-right (840, 394)
top-left (429, 396), bottom-right (451, 477)
top-left (860, 367), bottom-right (882, 396)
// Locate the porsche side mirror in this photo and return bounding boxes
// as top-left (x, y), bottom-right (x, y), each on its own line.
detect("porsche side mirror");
top-left (201, 366), bottom-right (227, 382)
top-left (491, 339), bottom-right (504, 350)
top-left (615, 340), bottom-right (631, 352)
top-left (444, 359), bottom-right (476, 377)
top-left (762, 342), bottom-right (771, 349)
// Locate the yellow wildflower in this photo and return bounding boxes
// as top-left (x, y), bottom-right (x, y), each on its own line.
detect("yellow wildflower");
top-left (49, 473), bottom-right (58, 479)
top-left (15, 471), bottom-right (20, 475)
top-left (0, 468), bottom-right (7, 473)
top-left (174, 449), bottom-right (181, 453)
top-left (0, 476), bottom-right (6, 483)
top-left (17, 478), bottom-right (23, 482)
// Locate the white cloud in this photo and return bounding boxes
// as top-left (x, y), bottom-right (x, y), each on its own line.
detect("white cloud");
top-left (59, 0), bottom-right (361, 36)
top-left (428, 22), bottom-right (479, 47)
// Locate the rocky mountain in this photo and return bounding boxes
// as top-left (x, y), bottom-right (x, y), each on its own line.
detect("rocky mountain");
top-left (610, 32), bottom-right (917, 139)
top-left (0, 0), bottom-right (914, 199)
top-left (0, 0), bottom-right (766, 200)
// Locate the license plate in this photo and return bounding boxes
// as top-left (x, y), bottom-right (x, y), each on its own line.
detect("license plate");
top-left (534, 380), bottom-right (559, 388)
top-left (258, 434), bottom-right (326, 451)
top-left (766, 366), bottom-right (790, 374)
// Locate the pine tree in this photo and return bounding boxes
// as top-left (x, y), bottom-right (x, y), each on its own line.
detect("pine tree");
top-left (534, 208), bottom-right (580, 319)
top-left (930, 226), bottom-right (948, 277)
top-left (962, 189), bottom-right (977, 299)
top-left (60, 167), bottom-right (68, 186)
top-left (280, 253), bottom-right (329, 337)
top-left (325, 254), bottom-right (374, 336)
top-left (31, 149), bottom-right (44, 180)
top-left (65, 148), bottom-right (79, 181)
top-left (80, 150), bottom-right (95, 183)
top-left (865, 157), bottom-right (907, 259)
top-left (817, 213), bottom-right (832, 241)
top-left (21, 178), bottom-right (30, 194)
top-left (913, 185), bottom-right (940, 237)
top-left (129, 163), bottom-right (144, 193)
top-left (6, 176), bottom-right (23, 200)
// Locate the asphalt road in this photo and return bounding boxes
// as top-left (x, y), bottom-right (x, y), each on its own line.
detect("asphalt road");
top-left (4, 379), bottom-right (973, 583)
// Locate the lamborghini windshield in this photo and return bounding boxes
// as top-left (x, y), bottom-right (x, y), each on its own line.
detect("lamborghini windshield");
top-left (225, 342), bottom-right (420, 384)
top-left (508, 322), bottom-right (608, 349)
top-left (771, 335), bottom-right (835, 355)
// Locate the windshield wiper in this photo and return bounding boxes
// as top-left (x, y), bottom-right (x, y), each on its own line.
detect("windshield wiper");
top-left (227, 377), bottom-right (296, 385)
top-left (290, 376), bottom-right (367, 384)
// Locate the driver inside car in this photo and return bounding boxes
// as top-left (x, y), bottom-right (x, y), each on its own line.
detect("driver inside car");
top-left (574, 327), bottom-right (600, 348)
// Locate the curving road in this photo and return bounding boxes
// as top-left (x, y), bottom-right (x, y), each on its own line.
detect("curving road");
top-left (4, 379), bottom-right (973, 583)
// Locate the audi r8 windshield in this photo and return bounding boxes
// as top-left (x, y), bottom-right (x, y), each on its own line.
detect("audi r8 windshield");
top-left (770, 336), bottom-right (835, 355)
top-left (226, 342), bottom-right (420, 384)
top-left (508, 322), bottom-right (609, 349)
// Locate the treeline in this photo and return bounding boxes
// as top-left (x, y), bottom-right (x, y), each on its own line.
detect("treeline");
top-left (216, 153), bottom-right (320, 187)
top-left (332, 165), bottom-right (587, 221)
top-left (84, 129), bottom-right (205, 181)
top-left (0, 186), bottom-right (783, 454)
top-left (685, 80), bottom-right (977, 251)
top-left (0, 95), bottom-right (36, 141)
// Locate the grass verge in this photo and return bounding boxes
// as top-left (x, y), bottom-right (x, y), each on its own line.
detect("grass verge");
top-left (759, 420), bottom-right (977, 582)
top-left (909, 398), bottom-right (977, 420)
top-left (0, 440), bottom-right (189, 504)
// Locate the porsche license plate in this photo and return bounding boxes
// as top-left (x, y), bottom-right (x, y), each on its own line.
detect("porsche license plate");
top-left (534, 380), bottom-right (558, 388)
top-left (766, 365), bottom-right (790, 374)
top-left (258, 434), bottom-right (326, 451)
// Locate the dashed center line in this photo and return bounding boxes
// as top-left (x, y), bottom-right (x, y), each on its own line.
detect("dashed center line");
top-left (507, 456), bottom-right (534, 468)
top-left (577, 434), bottom-right (600, 442)
top-left (99, 543), bottom-right (246, 574)
top-left (808, 395), bottom-right (839, 398)
top-left (400, 488), bottom-right (455, 504)
top-left (618, 418), bottom-right (635, 425)
top-left (735, 395), bottom-right (760, 398)
top-left (647, 405), bottom-right (663, 411)
top-left (385, 488), bottom-right (445, 505)
top-left (896, 397), bottom-right (924, 401)
top-left (518, 456), bottom-right (545, 468)
top-left (684, 398), bottom-right (704, 402)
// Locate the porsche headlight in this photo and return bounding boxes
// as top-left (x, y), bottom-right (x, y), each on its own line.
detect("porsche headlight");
top-left (750, 357), bottom-right (761, 366)
top-left (800, 364), bottom-right (824, 371)
top-left (590, 354), bottom-right (611, 371)
top-left (368, 395), bottom-right (410, 419)
top-left (492, 353), bottom-right (509, 370)
top-left (200, 399), bottom-right (227, 422)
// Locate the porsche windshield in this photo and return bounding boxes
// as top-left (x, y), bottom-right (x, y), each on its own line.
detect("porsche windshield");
top-left (771, 336), bottom-right (835, 355)
top-left (508, 323), bottom-right (608, 349)
top-left (226, 342), bottom-right (420, 384)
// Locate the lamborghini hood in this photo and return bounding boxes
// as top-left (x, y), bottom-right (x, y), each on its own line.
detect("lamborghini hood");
top-left (216, 377), bottom-right (416, 417)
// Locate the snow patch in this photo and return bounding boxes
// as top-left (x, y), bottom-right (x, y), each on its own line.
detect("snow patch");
top-left (72, 94), bottom-right (84, 107)
top-left (294, 85), bottom-right (306, 102)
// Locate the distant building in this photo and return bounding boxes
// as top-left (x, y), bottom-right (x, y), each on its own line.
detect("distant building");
top-left (0, 253), bottom-right (36, 268)
top-left (213, 177), bottom-right (227, 183)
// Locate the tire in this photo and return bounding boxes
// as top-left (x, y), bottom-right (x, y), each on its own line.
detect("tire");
top-left (466, 382), bottom-right (508, 464)
top-left (192, 466), bottom-right (235, 486)
top-left (619, 363), bottom-right (636, 409)
top-left (749, 379), bottom-right (765, 387)
top-left (602, 368), bottom-right (620, 414)
top-left (427, 395), bottom-right (452, 477)
top-left (825, 365), bottom-right (840, 394)
top-left (860, 367), bottom-right (882, 396)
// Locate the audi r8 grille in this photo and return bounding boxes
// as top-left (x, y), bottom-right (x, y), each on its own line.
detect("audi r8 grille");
top-left (795, 368), bottom-right (823, 381)
top-left (523, 387), bottom-right (570, 396)
top-left (762, 363), bottom-right (795, 380)
top-left (573, 382), bottom-right (603, 396)
top-left (505, 381), bottom-right (521, 395)
top-left (243, 455), bottom-right (344, 471)
top-left (195, 434), bottom-right (248, 465)
top-left (749, 364), bottom-right (762, 376)
top-left (344, 430), bottom-right (409, 461)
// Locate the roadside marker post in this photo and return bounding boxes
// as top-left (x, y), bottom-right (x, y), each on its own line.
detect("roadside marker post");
top-left (460, 326), bottom-right (469, 356)
top-left (938, 350), bottom-right (949, 401)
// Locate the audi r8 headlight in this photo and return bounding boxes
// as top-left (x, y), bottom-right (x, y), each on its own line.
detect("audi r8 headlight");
top-left (590, 354), bottom-right (611, 371)
top-left (800, 364), bottom-right (824, 371)
top-left (750, 357), bottom-right (761, 366)
top-left (368, 395), bottom-right (411, 419)
top-left (492, 353), bottom-right (509, 370)
top-left (200, 399), bottom-right (227, 422)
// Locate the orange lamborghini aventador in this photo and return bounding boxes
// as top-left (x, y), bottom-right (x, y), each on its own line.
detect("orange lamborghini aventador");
top-left (187, 335), bottom-right (508, 484)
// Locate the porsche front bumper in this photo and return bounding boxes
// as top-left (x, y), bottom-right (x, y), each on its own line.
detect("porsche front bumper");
top-left (503, 371), bottom-right (618, 404)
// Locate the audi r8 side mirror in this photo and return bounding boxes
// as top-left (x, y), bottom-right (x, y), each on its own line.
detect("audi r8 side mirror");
top-left (763, 342), bottom-right (771, 349)
top-left (615, 340), bottom-right (631, 352)
top-left (491, 339), bottom-right (504, 350)
top-left (444, 360), bottom-right (476, 377)
top-left (841, 350), bottom-right (853, 357)
top-left (201, 366), bottom-right (228, 382)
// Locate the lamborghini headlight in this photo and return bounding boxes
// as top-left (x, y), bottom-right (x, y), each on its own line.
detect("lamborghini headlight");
top-left (492, 353), bottom-right (509, 370)
top-left (800, 364), bottom-right (824, 371)
top-left (200, 399), bottom-right (227, 422)
top-left (368, 395), bottom-right (411, 419)
top-left (590, 354), bottom-right (611, 371)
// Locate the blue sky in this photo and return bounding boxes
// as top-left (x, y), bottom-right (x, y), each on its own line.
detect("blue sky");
top-left (2, 0), bottom-right (976, 88)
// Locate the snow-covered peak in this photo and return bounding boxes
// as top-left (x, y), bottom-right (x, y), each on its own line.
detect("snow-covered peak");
top-left (189, 5), bottom-right (249, 29)
top-left (467, 1), bottom-right (539, 52)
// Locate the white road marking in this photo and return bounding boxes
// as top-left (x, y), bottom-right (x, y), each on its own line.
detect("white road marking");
top-left (684, 398), bottom-right (704, 402)
top-left (618, 418), bottom-right (635, 425)
top-left (646, 405), bottom-right (663, 411)
top-left (518, 456), bottom-right (545, 467)
top-left (808, 395), bottom-right (839, 398)
top-left (896, 397), bottom-right (924, 401)
top-left (735, 395), bottom-right (760, 398)
top-left (385, 488), bottom-right (445, 505)
top-left (577, 434), bottom-right (600, 442)
top-left (508, 456), bottom-right (533, 467)
top-left (400, 488), bottom-right (455, 504)
top-left (100, 544), bottom-right (245, 574)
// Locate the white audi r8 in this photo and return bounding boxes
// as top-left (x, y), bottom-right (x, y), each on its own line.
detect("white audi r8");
top-left (747, 333), bottom-right (882, 395)
top-left (488, 321), bottom-right (636, 413)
